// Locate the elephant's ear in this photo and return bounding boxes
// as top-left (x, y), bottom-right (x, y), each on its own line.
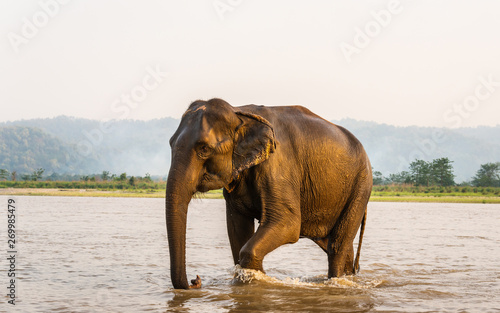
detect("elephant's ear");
top-left (232, 111), bottom-right (276, 179)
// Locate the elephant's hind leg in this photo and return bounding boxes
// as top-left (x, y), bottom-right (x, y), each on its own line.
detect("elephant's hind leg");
top-left (327, 195), bottom-right (368, 278)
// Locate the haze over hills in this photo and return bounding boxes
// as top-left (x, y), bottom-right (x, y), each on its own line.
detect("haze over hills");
top-left (1, 116), bottom-right (499, 183)
top-left (336, 119), bottom-right (500, 182)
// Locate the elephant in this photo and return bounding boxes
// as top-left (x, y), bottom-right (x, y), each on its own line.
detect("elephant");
top-left (165, 98), bottom-right (372, 289)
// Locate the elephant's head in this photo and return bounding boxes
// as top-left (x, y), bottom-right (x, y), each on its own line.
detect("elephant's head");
top-left (165, 98), bottom-right (276, 289)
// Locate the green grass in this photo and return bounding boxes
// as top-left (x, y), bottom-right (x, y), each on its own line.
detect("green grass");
top-left (371, 185), bottom-right (500, 196)
top-left (1, 182), bottom-right (499, 203)
top-left (0, 180), bottom-right (166, 191)
top-left (370, 195), bottom-right (500, 203)
top-left (369, 185), bottom-right (500, 203)
top-left (0, 181), bottom-right (225, 199)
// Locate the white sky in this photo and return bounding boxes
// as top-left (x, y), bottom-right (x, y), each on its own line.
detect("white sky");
top-left (1, 0), bottom-right (499, 127)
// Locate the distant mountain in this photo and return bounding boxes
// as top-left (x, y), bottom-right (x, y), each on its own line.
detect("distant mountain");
top-left (0, 126), bottom-right (85, 174)
top-left (1, 116), bottom-right (178, 176)
top-left (1, 116), bottom-right (499, 182)
top-left (334, 118), bottom-right (500, 182)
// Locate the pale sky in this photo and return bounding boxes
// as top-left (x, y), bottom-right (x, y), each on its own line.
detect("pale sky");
top-left (1, 0), bottom-right (499, 127)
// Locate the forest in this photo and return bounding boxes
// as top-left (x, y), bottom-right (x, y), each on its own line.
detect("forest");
top-left (374, 158), bottom-right (500, 187)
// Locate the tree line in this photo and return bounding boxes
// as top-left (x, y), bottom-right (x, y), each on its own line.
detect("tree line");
top-left (2, 159), bottom-right (500, 188)
top-left (0, 169), bottom-right (163, 186)
top-left (374, 158), bottom-right (500, 187)
top-left (79, 171), bottom-right (156, 186)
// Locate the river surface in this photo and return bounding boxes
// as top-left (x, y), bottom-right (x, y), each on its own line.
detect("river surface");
top-left (1, 196), bottom-right (499, 312)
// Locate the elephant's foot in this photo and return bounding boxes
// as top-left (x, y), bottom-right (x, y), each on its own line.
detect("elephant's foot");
top-left (239, 251), bottom-right (265, 273)
top-left (232, 265), bottom-right (267, 284)
top-left (189, 275), bottom-right (202, 289)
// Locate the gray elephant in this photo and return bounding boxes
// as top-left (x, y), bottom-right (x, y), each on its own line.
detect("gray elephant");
top-left (166, 98), bottom-right (372, 289)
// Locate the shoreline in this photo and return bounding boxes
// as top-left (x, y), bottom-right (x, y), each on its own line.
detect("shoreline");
top-left (0, 188), bottom-right (223, 199)
top-left (1, 188), bottom-right (499, 203)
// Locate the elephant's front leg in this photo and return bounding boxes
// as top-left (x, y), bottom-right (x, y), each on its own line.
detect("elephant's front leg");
top-left (239, 218), bottom-right (300, 272)
top-left (226, 207), bottom-right (255, 266)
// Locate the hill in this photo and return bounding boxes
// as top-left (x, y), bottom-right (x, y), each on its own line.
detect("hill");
top-left (1, 117), bottom-right (178, 176)
top-left (0, 126), bottom-right (79, 174)
top-left (1, 116), bottom-right (499, 182)
top-left (335, 119), bottom-right (500, 182)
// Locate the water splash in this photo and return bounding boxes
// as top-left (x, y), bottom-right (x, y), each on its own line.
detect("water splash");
top-left (230, 265), bottom-right (277, 284)
top-left (323, 276), bottom-right (385, 289)
top-left (229, 265), bottom-right (384, 289)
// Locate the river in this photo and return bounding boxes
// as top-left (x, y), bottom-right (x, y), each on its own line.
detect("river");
top-left (1, 196), bottom-right (499, 312)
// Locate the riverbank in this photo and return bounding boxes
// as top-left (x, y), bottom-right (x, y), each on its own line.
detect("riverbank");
top-left (1, 188), bottom-right (499, 203)
top-left (0, 188), bottom-right (223, 199)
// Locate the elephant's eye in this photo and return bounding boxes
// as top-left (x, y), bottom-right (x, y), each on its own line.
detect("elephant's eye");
top-left (197, 144), bottom-right (213, 158)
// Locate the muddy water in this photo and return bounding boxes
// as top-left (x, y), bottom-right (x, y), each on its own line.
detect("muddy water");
top-left (1, 196), bottom-right (499, 312)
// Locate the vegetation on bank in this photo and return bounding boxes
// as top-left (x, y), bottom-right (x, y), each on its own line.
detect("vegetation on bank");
top-left (374, 158), bottom-right (500, 187)
top-left (0, 158), bottom-right (499, 203)
top-left (0, 179), bottom-right (166, 191)
top-left (370, 185), bottom-right (500, 203)
top-left (372, 184), bottom-right (500, 196)
top-left (0, 186), bottom-right (224, 199)
top-left (3, 158), bottom-right (498, 187)
top-left (1, 181), bottom-right (499, 203)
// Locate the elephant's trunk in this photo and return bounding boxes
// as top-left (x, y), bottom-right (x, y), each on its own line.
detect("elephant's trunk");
top-left (165, 163), bottom-right (195, 289)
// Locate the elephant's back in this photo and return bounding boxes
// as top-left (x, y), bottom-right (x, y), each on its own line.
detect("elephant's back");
top-left (238, 104), bottom-right (368, 164)
top-left (239, 104), bottom-right (371, 238)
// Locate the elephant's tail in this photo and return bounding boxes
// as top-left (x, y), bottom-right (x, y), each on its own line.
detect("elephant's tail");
top-left (353, 207), bottom-right (367, 274)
